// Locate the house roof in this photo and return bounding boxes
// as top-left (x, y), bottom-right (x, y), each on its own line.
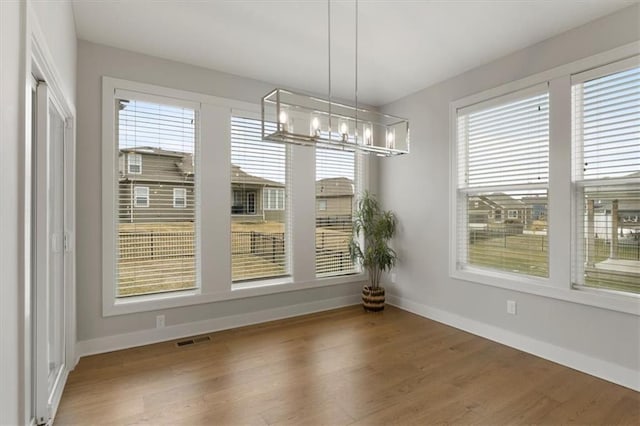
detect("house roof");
top-left (468, 192), bottom-right (526, 211)
top-left (231, 165), bottom-right (283, 187)
top-left (316, 177), bottom-right (354, 197)
top-left (120, 146), bottom-right (192, 158)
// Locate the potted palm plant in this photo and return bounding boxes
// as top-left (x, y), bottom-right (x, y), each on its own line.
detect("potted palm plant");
top-left (349, 191), bottom-right (397, 311)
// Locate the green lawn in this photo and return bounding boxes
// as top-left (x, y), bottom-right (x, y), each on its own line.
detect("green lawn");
top-left (468, 233), bottom-right (639, 294)
top-left (469, 234), bottom-right (548, 278)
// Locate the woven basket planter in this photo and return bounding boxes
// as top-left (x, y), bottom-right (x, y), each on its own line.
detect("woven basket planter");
top-left (362, 286), bottom-right (385, 312)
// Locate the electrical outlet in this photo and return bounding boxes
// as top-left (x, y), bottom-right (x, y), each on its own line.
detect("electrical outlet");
top-left (156, 315), bottom-right (165, 328)
top-left (507, 300), bottom-right (517, 315)
top-left (391, 272), bottom-right (397, 284)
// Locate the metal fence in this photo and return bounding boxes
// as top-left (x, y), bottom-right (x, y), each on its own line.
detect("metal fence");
top-left (119, 231), bottom-right (195, 261)
top-left (232, 231), bottom-right (285, 264)
top-left (469, 229), bottom-right (548, 252)
top-left (593, 238), bottom-right (640, 261)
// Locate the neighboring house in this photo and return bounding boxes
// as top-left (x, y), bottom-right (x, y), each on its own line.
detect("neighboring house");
top-left (119, 147), bottom-right (194, 223)
top-left (119, 148), bottom-right (354, 224)
top-left (315, 177), bottom-right (354, 226)
top-left (467, 192), bottom-right (531, 226)
top-left (591, 200), bottom-right (640, 240)
top-left (231, 165), bottom-right (285, 223)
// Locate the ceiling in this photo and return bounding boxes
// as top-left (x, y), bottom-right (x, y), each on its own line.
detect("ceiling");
top-left (72, 0), bottom-right (637, 106)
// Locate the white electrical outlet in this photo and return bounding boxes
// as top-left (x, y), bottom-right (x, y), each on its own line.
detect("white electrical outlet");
top-left (507, 300), bottom-right (517, 315)
top-left (156, 315), bottom-right (165, 328)
top-left (391, 272), bottom-right (397, 284)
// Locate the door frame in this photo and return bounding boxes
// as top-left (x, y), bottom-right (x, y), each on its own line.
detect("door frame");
top-left (28, 6), bottom-right (76, 424)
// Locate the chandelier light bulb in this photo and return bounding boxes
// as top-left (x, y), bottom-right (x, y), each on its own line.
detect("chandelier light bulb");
top-left (364, 126), bottom-right (372, 145)
top-left (279, 111), bottom-right (288, 124)
top-left (386, 129), bottom-right (395, 149)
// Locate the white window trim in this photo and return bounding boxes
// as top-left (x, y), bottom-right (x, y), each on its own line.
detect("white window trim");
top-left (134, 186), bottom-right (149, 208)
top-left (449, 42), bottom-right (640, 316)
top-left (102, 78), bottom-right (367, 316)
top-left (318, 199), bottom-right (328, 211)
top-left (507, 209), bottom-right (519, 219)
top-left (173, 187), bottom-right (187, 208)
top-left (127, 153), bottom-right (142, 174)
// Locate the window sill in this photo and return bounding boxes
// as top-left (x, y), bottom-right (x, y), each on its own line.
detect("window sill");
top-left (451, 266), bottom-right (640, 316)
top-left (103, 273), bottom-right (366, 317)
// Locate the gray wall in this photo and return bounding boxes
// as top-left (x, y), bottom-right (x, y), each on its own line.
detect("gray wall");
top-left (380, 5), bottom-right (640, 374)
top-left (76, 40), bottom-right (362, 341)
top-left (1, 3), bottom-right (26, 423)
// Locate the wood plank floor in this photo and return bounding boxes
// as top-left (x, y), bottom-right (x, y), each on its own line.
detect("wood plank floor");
top-left (56, 306), bottom-right (639, 425)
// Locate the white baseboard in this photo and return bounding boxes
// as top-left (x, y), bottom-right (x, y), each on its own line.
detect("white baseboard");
top-left (386, 294), bottom-right (639, 392)
top-left (76, 294), bottom-right (361, 359)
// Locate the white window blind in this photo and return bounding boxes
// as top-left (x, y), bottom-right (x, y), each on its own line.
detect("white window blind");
top-left (457, 86), bottom-right (549, 278)
top-left (572, 58), bottom-right (640, 294)
top-left (116, 97), bottom-right (198, 298)
top-left (316, 148), bottom-right (358, 277)
top-left (231, 116), bottom-right (289, 282)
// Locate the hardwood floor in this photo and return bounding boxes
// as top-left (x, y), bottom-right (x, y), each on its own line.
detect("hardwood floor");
top-left (56, 306), bottom-right (639, 425)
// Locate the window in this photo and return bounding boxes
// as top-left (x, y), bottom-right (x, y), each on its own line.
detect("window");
top-left (133, 186), bottom-right (149, 208)
top-left (263, 187), bottom-right (285, 210)
top-left (231, 190), bottom-right (257, 214)
top-left (315, 148), bottom-right (358, 277)
top-left (231, 116), bottom-right (289, 282)
top-left (173, 188), bottom-right (187, 208)
top-left (115, 96), bottom-right (198, 298)
top-left (572, 58), bottom-right (640, 295)
top-left (128, 153), bottom-right (142, 174)
top-left (455, 85), bottom-right (549, 278)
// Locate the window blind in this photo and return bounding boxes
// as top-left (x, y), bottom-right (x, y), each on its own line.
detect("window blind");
top-left (457, 87), bottom-right (549, 277)
top-left (572, 60), bottom-right (639, 294)
top-left (459, 90), bottom-right (549, 188)
top-left (573, 62), bottom-right (640, 181)
top-left (231, 116), bottom-right (289, 282)
top-left (116, 97), bottom-right (198, 297)
top-left (315, 148), bottom-right (358, 277)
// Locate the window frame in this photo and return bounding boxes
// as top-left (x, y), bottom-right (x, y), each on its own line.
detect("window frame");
top-left (449, 42), bottom-right (640, 316)
top-left (263, 187), bottom-right (285, 211)
top-left (570, 56), bottom-right (640, 296)
top-left (173, 187), bottom-right (187, 208)
top-left (454, 83), bottom-right (550, 282)
top-left (133, 186), bottom-right (149, 208)
top-left (102, 77), bottom-right (365, 317)
top-left (318, 199), bottom-right (328, 211)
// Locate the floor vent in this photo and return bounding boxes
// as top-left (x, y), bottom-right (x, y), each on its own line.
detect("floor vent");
top-left (176, 335), bottom-right (211, 347)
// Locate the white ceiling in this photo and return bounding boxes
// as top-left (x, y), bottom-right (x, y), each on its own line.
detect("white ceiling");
top-left (72, 0), bottom-right (637, 106)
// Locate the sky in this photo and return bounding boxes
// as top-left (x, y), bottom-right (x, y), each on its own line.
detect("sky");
top-left (119, 102), bottom-right (355, 184)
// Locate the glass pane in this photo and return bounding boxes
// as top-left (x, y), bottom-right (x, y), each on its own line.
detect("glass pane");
top-left (48, 104), bottom-right (65, 392)
top-left (231, 117), bottom-right (288, 282)
top-left (315, 148), bottom-right (357, 277)
top-left (578, 186), bottom-right (640, 294)
top-left (466, 190), bottom-right (548, 277)
top-left (116, 99), bottom-right (197, 297)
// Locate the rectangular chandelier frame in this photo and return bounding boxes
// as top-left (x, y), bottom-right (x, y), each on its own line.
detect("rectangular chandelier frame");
top-left (261, 88), bottom-right (409, 156)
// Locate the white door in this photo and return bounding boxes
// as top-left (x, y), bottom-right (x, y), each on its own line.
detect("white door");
top-left (34, 81), bottom-right (67, 425)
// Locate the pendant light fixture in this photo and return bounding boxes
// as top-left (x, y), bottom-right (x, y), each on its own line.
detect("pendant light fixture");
top-left (261, 0), bottom-right (409, 156)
